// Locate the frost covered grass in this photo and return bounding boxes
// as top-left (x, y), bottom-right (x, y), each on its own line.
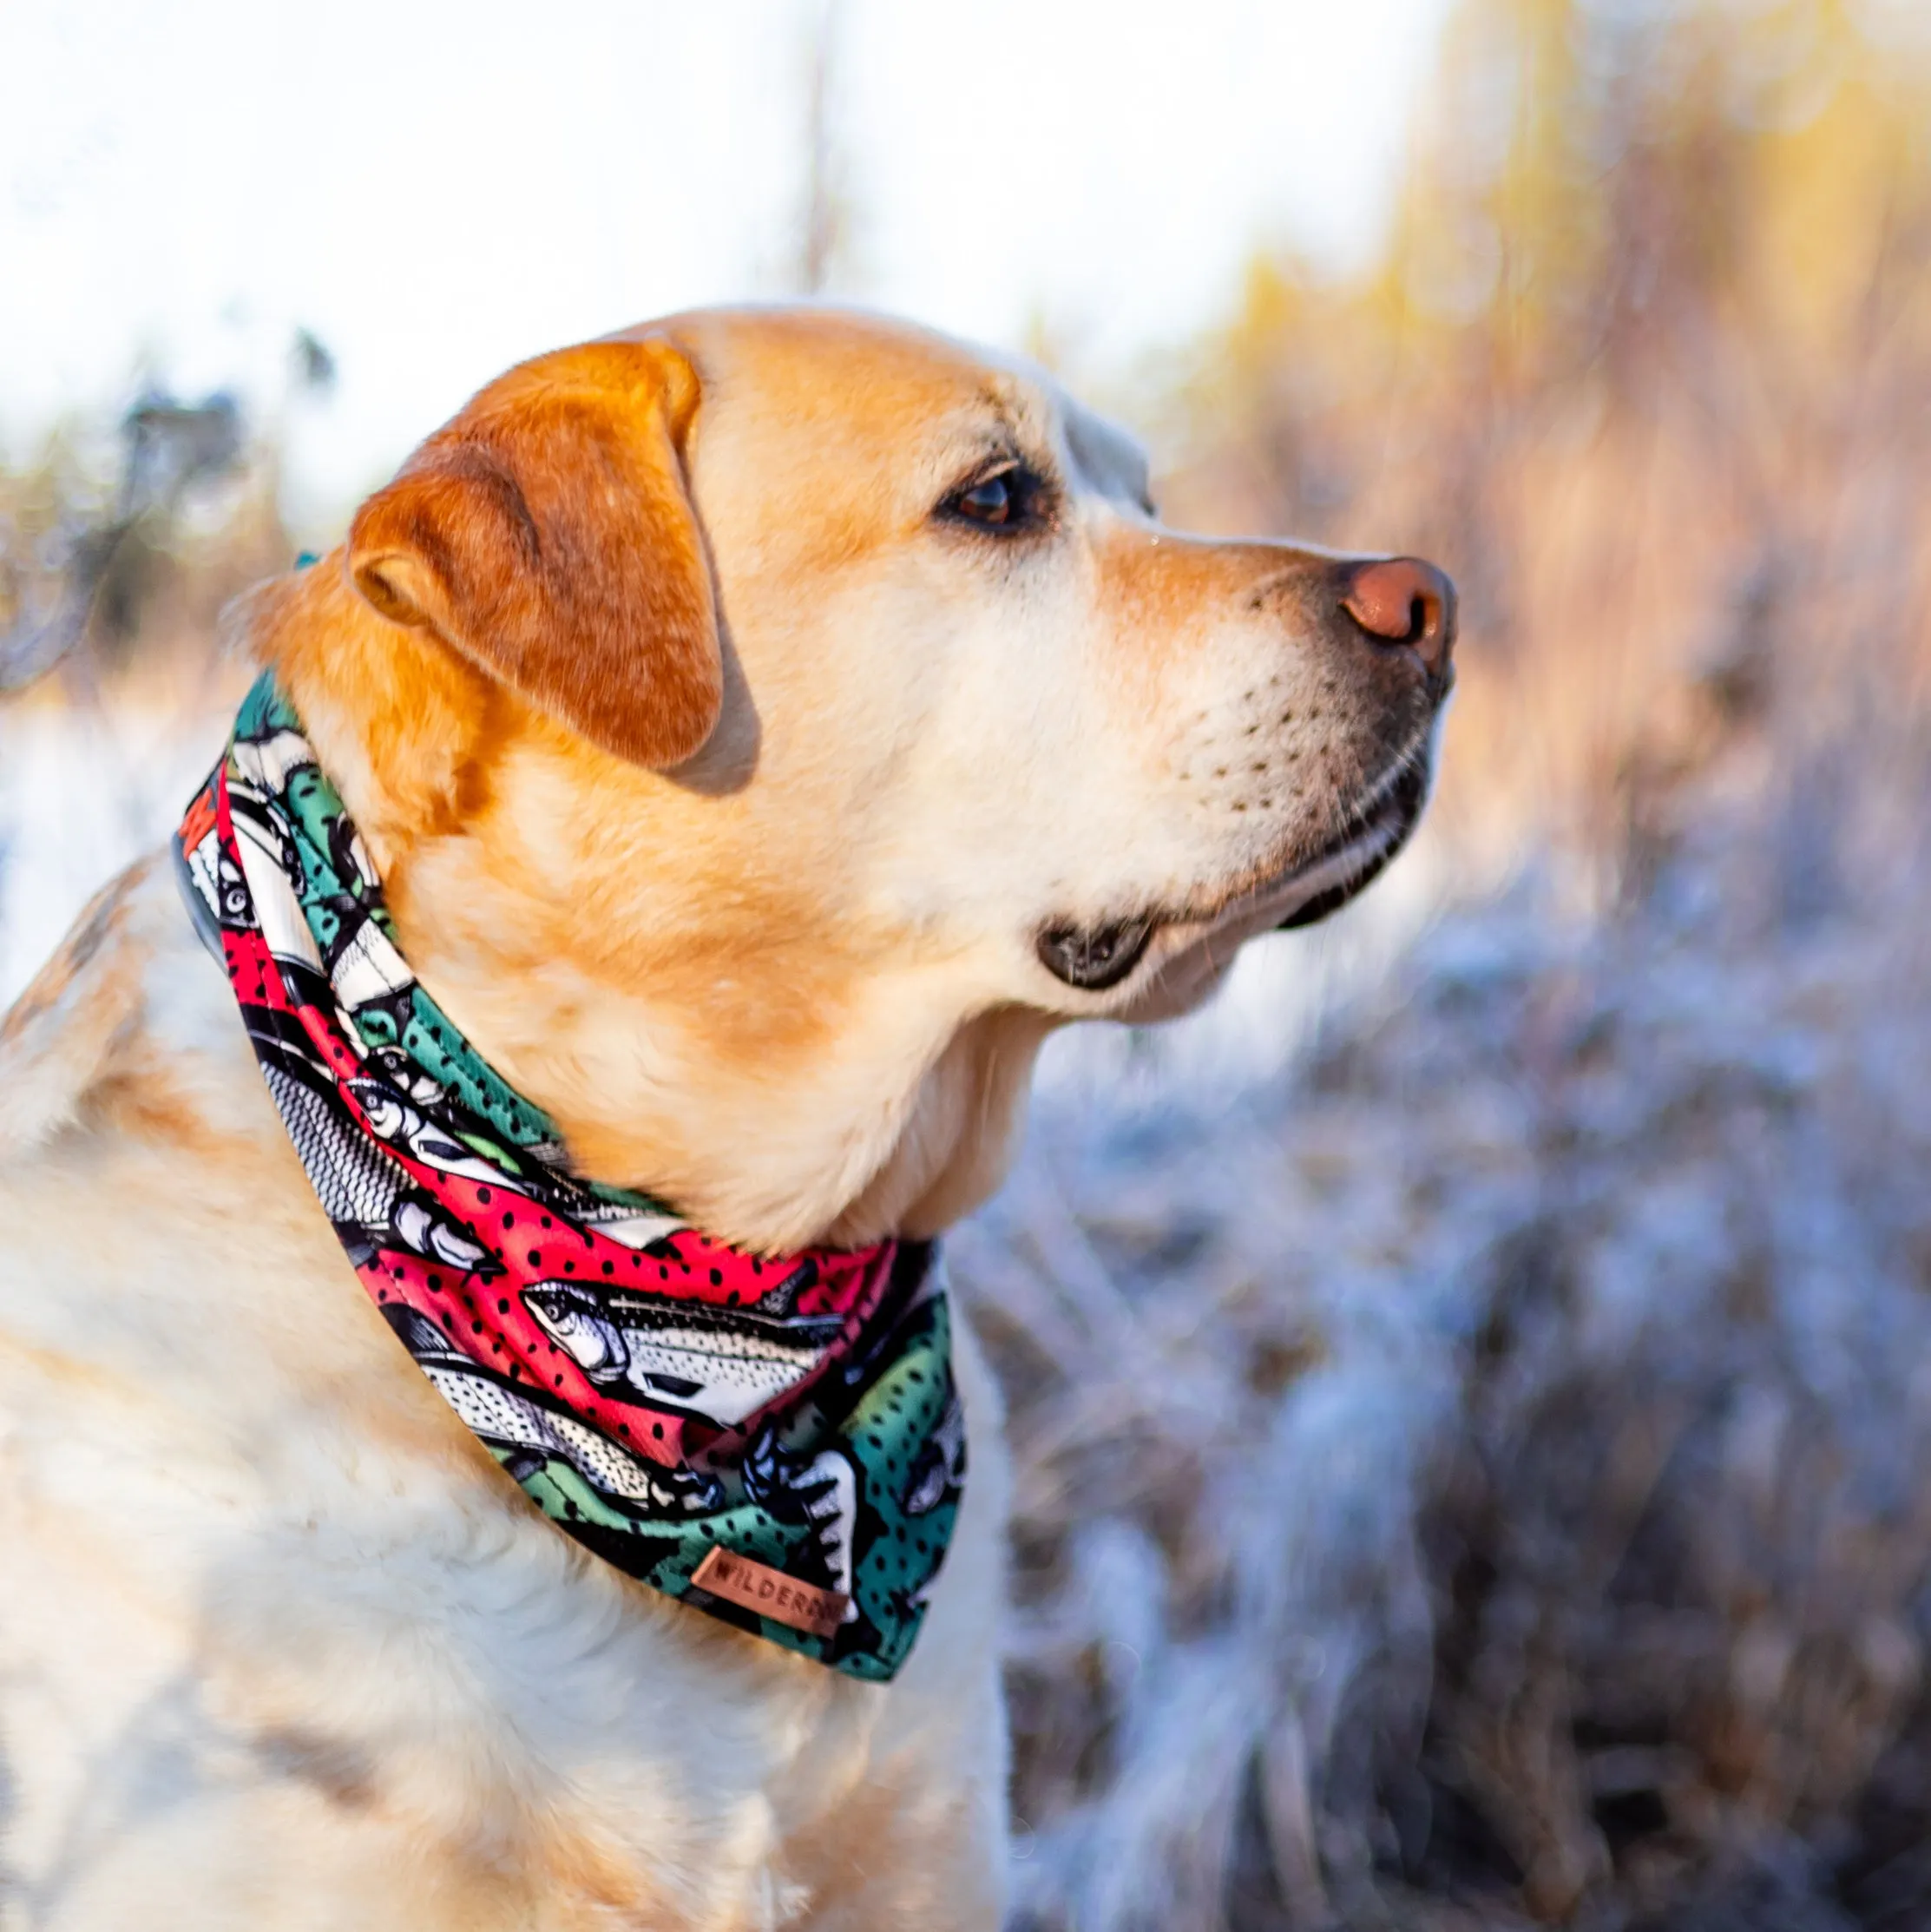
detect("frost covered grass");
top-left (965, 805), bottom-right (1931, 1930)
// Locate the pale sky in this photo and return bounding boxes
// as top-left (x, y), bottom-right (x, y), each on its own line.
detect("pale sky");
top-left (2, 0), bottom-right (1452, 528)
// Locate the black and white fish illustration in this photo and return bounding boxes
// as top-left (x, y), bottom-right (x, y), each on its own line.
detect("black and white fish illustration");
top-left (522, 1280), bottom-right (844, 1429)
top-left (258, 1056), bottom-right (492, 1273)
top-left (345, 1078), bottom-right (509, 1188)
top-left (381, 1305), bottom-right (722, 1515)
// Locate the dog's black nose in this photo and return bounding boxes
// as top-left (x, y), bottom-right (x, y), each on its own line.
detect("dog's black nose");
top-left (1341, 556), bottom-right (1457, 681)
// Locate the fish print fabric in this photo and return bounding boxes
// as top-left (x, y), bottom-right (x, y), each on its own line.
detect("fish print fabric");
top-left (174, 674), bottom-right (965, 1680)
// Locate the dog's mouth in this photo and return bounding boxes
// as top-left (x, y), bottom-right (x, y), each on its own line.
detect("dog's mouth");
top-left (1271, 754), bottom-right (1429, 931)
top-left (1034, 744), bottom-right (1434, 993)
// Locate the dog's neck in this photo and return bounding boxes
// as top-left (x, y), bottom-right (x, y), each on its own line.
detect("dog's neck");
top-left (261, 568), bottom-right (1048, 1252)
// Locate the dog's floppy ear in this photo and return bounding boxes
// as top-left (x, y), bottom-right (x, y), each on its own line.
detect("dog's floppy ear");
top-left (345, 338), bottom-right (720, 768)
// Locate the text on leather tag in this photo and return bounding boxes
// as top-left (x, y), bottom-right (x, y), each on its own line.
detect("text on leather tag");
top-left (692, 1546), bottom-right (849, 1639)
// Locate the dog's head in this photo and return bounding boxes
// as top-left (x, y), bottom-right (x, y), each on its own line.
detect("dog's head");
top-left (266, 309), bottom-right (1454, 1248)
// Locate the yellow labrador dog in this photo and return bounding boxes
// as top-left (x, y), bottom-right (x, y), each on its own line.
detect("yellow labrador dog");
top-left (0, 309), bottom-right (1452, 1929)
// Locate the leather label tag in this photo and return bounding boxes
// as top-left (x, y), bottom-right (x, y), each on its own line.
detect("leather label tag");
top-left (692, 1546), bottom-right (849, 1640)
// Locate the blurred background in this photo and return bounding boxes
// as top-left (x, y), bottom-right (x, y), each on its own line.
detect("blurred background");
top-left (8, 1), bottom-right (1931, 1924)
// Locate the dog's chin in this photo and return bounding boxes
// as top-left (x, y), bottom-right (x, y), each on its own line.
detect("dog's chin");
top-left (1034, 750), bottom-right (1433, 1002)
top-left (1078, 756), bottom-right (1432, 1023)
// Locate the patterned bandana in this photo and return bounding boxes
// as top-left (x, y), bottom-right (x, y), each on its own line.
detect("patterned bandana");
top-left (174, 674), bottom-right (964, 1680)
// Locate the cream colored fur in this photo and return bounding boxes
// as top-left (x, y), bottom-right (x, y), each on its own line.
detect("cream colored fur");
top-left (0, 308), bottom-right (1446, 1928)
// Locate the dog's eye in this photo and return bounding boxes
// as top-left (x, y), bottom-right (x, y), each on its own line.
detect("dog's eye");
top-left (960, 476), bottom-right (1013, 522)
top-left (942, 463), bottom-right (1048, 534)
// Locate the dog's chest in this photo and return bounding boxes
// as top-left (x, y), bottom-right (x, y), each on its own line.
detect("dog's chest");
top-left (0, 884), bottom-right (1009, 1925)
